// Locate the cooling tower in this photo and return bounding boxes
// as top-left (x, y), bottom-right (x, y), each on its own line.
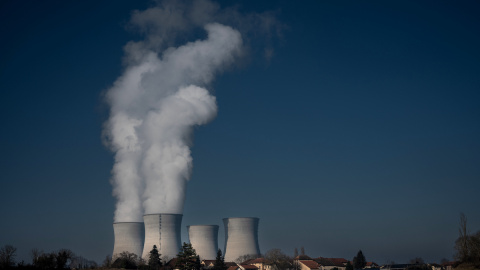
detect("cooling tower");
top-left (112, 222), bottom-right (145, 259)
top-left (223, 217), bottom-right (260, 262)
top-left (187, 225), bottom-right (219, 260)
top-left (142, 214), bottom-right (183, 260)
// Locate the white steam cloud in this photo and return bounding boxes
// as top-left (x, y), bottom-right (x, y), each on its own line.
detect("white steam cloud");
top-left (104, 0), bottom-right (282, 222)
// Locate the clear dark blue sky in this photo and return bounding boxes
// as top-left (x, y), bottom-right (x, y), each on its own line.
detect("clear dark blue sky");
top-left (1, 0), bottom-right (479, 265)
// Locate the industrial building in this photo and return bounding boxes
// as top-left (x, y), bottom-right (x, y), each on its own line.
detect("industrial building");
top-left (112, 222), bottom-right (144, 259)
top-left (188, 225), bottom-right (219, 260)
top-left (113, 215), bottom-right (261, 262)
top-left (142, 214), bottom-right (183, 260)
top-left (223, 217), bottom-right (261, 262)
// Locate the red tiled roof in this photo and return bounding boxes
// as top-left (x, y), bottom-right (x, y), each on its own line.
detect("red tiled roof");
top-left (226, 262), bottom-right (238, 267)
top-left (313, 258), bottom-right (335, 266)
top-left (249, 258), bottom-right (266, 264)
top-left (320, 258), bottom-right (349, 267)
top-left (300, 260), bottom-right (319, 269)
top-left (241, 264), bottom-right (259, 269)
top-left (365, 262), bottom-right (378, 267)
top-left (228, 266), bottom-right (240, 270)
top-left (241, 259), bottom-right (256, 265)
top-left (329, 258), bottom-right (348, 264)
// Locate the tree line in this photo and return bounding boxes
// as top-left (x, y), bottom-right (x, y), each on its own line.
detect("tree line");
top-left (0, 246), bottom-right (97, 269)
top-left (107, 242), bottom-right (226, 270)
top-left (453, 213), bottom-right (480, 269)
top-left (1, 213), bottom-right (479, 270)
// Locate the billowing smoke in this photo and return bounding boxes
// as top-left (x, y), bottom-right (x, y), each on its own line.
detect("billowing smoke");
top-left (103, 0), bottom-right (282, 222)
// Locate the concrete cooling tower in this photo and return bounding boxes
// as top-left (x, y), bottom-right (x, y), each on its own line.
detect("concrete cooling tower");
top-left (223, 217), bottom-right (260, 262)
top-left (187, 225), bottom-right (219, 260)
top-left (112, 222), bottom-right (145, 259)
top-left (142, 214), bottom-right (183, 260)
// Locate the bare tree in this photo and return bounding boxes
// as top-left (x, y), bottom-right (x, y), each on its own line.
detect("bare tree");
top-left (56, 249), bottom-right (74, 269)
top-left (292, 258), bottom-right (302, 270)
top-left (31, 248), bottom-right (44, 266)
top-left (264, 249), bottom-right (291, 270)
top-left (102, 254), bottom-right (112, 268)
top-left (112, 251), bottom-right (143, 269)
top-left (36, 252), bottom-right (56, 269)
top-left (456, 212), bottom-right (469, 262)
top-left (454, 213), bottom-right (480, 266)
top-left (300, 247), bottom-right (305, 256)
top-left (0, 245), bottom-right (17, 268)
top-left (471, 231), bottom-right (480, 263)
top-left (235, 254), bottom-right (262, 263)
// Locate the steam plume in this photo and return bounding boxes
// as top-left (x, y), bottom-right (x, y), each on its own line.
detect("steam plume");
top-left (104, 0), bottom-right (282, 222)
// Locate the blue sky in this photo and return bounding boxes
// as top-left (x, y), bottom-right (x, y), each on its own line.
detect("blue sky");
top-left (1, 0), bottom-right (479, 265)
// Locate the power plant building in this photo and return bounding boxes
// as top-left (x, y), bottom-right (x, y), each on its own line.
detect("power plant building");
top-left (142, 214), bottom-right (183, 260)
top-left (112, 216), bottom-right (262, 262)
top-left (223, 217), bottom-right (261, 262)
top-left (187, 225), bottom-right (219, 260)
top-left (112, 222), bottom-right (145, 259)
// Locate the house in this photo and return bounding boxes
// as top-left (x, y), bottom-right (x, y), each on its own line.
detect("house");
top-left (365, 262), bottom-right (379, 268)
top-left (328, 258), bottom-right (348, 267)
top-left (428, 263), bottom-right (442, 270)
top-left (380, 264), bottom-right (411, 270)
top-left (313, 257), bottom-right (345, 270)
top-left (441, 261), bottom-right (458, 270)
top-left (202, 260), bottom-right (217, 268)
top-left (241, 257), bottom-right (274, 270)
top-left (164, 258), bottom-right (180, 270)
top-left (228, 266), bottom-right (241, 270)
top-left (240, 264), bottom-right (259, 270)
top-left (226, 262), bottom-right (239, 267)
top-left (298, 260), bottom-right (320, 270)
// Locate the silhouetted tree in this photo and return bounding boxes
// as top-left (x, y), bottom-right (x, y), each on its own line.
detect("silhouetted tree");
top-left (102, 255), bottom-right (112, 268)
top-left (292, 259), bottom-right (302, 270)
top-left (36, 252), bottom-right (56, 270)
top-left (406, 262), bottom-right (429, 270)
top-left (70, 255), bottom-right (98, 269)
top-left (213, 249), bottom-right (227, 270)
top-left (16, 259), bottom-right (26, 269)
top-left (300, 247), bottom-right (305, 256)
top-left (176, 242), bottom-right (200, 270)
top-left (148, 245), bottom-right (162, 270)
top-left (265, 249), bottom-right (291, 270)
top-left (112, 251), bottom-right (141, 269)
top-left (454, 213), bottom-right (480, 266)
top-left (353, 250), bottom-right (366, 269)
top-left (56, 249), bottom-right (74, 269)
top-left (0, 245), bottom-right (17, 269)
top-left (456, 213), bottom-right (469, 262)
top-left (30, 248), bottom-right (43, 266)
top-left (235, 254), bottom-right (262, 264)
top-left (346, 261), bottom-right (353, 270)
